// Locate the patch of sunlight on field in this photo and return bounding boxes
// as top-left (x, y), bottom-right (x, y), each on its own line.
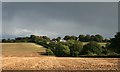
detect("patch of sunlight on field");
top-left (2, 43), bottom-right (46, 53)
top-left (1, 43), bottom-right (46, 57)
top-left (82, 42), bottom-right (107, 47)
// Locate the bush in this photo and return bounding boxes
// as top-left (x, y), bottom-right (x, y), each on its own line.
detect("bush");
top-left (46, 49), bottom-right (54, 55)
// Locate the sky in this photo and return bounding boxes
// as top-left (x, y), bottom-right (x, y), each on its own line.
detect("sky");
top-left (0, 1), bottom-right (2, 39)
top-left (2, 2), bottom-right (118, 39)
top-left (1, 0), bottom-right (120, 2)
top-left (118, 2), bottom-right (120, 32)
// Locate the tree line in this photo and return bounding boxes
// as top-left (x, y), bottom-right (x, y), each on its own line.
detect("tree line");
top-left (2, 34), bottom-right (110, 43)
top-left (2, 33), bottom-right (120, 57)
top-left (52, 34), bottom-right (110, 42)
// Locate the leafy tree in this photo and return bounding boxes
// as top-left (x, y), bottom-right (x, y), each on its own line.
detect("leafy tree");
top-left (109, 32), bottom-right (120, 54)
top-left (91, 35), bottom-right (95, 41)
top-left (78, 34), bottom-right (85, 42)
top-left (56, 36), bottom-right (61, 42)
top-left (64, 35), bottom-right (77, 41)
top-left (94, 34), bottom-right (104, 42)
top-left (65, 40), bottom-right (83, 57)
top-left (63, 35), bottom-right (71, 41)
top-left (30, 35), bottom-right (39, 42)
top-left (82, 41), bottom-right (103, 55)
top-left (55, 43), bottom-right (70, 57)
top-left (43, 36), bottom-right (50, 41)
top-left (72, 40), bottom-right (83, 52)
top-left (2, 39), bottom-right (5, 42)
top-left (85, 34), bottom-right (91, 42)
top-left (78, 34), bottom-right (104, 42)
top-left (52, 38), bottom-right (56, 42)
top-left (48, 42), bottom-right (57, 52)
top-left (103, 38), bottom-right (110, 42)
top-left (70, 36), bottom-right (78, 40)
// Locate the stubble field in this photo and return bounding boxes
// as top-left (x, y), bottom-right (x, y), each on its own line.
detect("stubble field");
top-left (1, 43), bottom-right (120, 70)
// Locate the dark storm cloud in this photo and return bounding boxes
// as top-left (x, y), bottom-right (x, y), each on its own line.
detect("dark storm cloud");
top-left (2, 0), bottom-right (120, 2)
top-left (2, 2), bottom-right (118, 39)
top-left (118, 1), bottom-right (120, 32)
top-left (0, 2), bottom-right (2, 39)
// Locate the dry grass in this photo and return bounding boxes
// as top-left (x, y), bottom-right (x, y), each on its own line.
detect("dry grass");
top-left (2, 43), bottom-right (46, 57)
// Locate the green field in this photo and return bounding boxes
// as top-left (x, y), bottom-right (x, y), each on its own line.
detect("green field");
top-left (82, 42), bottom-right (107, 47)
top-left (1, 43), bottom-right (46, 57)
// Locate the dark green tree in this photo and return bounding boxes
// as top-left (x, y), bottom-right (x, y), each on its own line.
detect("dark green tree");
top-left (43, 36), bottom-right (50, 41)
top-left (56, 37), bottom-right (61, 42)
top-left (109, 32), bottom-right (120, 54)
top-left (65, 40), bottom-right (83, 57)
top-left (63, 35), bottom-right (71, 41)
top-left (82, 41), bottom-right (103, 55)
top-left (30, 35), bottom-right (36, 42)
top-left (85, 34), bottom-right (91, 42)
top-left (78, 34), bottom-right (85, 42)
top-left (94, 34), bottom-right (104, 42)
top-left (55, 43), bottom-right (70, 57)
top-left (70, 36), bottom-right (78, 40)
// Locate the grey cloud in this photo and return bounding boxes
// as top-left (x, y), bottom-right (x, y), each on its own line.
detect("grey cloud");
top-left (0, 2), bottom-right (2, 39)
top-left (2, 2), bottom-right (118, 39)
top-left (2, 0), bottom-right (120, 2)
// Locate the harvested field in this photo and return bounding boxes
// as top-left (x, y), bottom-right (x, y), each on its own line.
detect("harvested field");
top-left (2, 57), bottom-right (120, 70)
top-left (2, 43), bottom-right (46, 57)
top-left (1, 43), bottom-right (120, 70)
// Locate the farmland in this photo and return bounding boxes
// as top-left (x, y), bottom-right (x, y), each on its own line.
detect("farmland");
top-left (2, 42), bottom-right (107, 57)
top-left (2, 43), bottom-right (46, 57)
top-left (1, 43), bottom-right (120, 70)
top-left (82, 42), bottom-right (107, 47)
